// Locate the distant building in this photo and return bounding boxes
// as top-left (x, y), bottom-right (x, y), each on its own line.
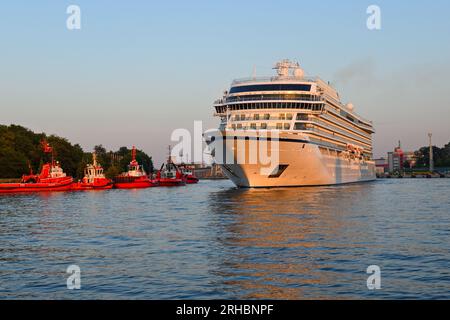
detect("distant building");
top-left (388, 142), bottom-right (404, 173)
top-left (193, 164), bottom-right (226, 179)
top-left (403, 151), bottom-right (417, 168)
top-left (374, 158), bottom-right (388, 174)
top-left (388, 152), bottom-right (401, 172)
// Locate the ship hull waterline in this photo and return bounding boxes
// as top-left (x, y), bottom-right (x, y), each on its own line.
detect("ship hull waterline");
top-left (71, 182), bottom-right (114, 191)
top-left (0, 179), bottom-right (74, 194)
top-left (156, 178), bottom-right (186, 187)
top-left (114, 181), bottom-right (157, 189)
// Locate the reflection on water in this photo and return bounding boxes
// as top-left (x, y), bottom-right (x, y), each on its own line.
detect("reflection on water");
top-left (208, 180), bottom-right (450, 299)
top-left (1, 179), bottom-right (450, 299)
top-left (208, 184), bottom-right (378, 299)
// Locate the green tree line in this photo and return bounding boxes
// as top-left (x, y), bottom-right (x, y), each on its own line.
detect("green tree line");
top-left (0, 124), bottom-right (154, 179)
top-left (414, 142), bottom-right (450, 168)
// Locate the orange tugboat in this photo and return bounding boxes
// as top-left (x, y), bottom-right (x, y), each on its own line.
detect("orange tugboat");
top-left (0, 140), bottom-right (74, 194)
top-left (72, 153), bottom-right (113, 191)
top-left (155, 147), bottom-right (186, 187)
top-left (113, 146), bottom-right (157, 189)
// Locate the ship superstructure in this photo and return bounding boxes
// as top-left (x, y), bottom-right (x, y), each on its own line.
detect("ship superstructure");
top-left (210, 59), bottom-right (376, 187)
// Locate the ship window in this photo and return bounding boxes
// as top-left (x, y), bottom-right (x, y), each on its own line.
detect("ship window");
top-left (296, 113), bottom-right (308, 120)
top-left (284, 123), bottom-right (291, 130)
top-left (264, 114), bottom-right (270, 120)
top-left (231, 124), bottom-right (236, 130)
top-left (276, 123), bottom-right (282, 130)
top-left (250, 123), bottom-right (257, 130)
top-left (229, 84), bottom-right (312, 94)
top-left (294, 123), bottom-right (307, 130)
top-left (279, 113), bottom-right (286, 120)
top-left (253, 114), bottom-right (260, 120)
top-left (286, 113), bottom-right (293, 120)
top-left (240, 114), bottom-right (246, 120)
top-left (260, 123), bottom-right (267, 129)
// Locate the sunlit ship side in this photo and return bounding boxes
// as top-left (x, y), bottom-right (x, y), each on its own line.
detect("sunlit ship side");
top-left (210, 60), bottom-right (376, 187)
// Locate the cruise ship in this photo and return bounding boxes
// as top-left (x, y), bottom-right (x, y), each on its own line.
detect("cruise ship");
top-left (209, 59), bottom-right (376, 187)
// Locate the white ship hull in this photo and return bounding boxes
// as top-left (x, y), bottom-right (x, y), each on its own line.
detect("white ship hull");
top-left (217, 134), bottom-right (376, 188)
top-left (211, 60), bottom-right (377, 188)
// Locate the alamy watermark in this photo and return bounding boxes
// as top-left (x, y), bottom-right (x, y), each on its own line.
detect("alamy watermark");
top-left (66, 264), bottom-right (81, 290)
top-left (366, 265), bottom-right (381, 290)
top-left (170, 121), bottom-right (280, 175)
top-left (66, 5), bottom-right (81, 30)
top-left (367, 5), bottom-right (381, 30)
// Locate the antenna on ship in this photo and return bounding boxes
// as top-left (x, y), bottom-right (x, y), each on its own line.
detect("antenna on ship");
top-left (92, 152), bottom-right (98, 167)
top-left (41, 139), bottom-right (54, 167)
top-left (168, 145), bottom-right (172, 164)
top-left (273, 59), bottom-right (304, 79)
top-left (132, 146), bottom-right (136, 162)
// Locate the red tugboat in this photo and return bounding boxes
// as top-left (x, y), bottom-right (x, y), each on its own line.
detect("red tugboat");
top-left (0, 140), bottom-right (74, 194)
top-left (179, 164), bottom-right (199, 184)
top-left (155, 146), bottom-right (186, 187)
top-left (72, 153), bottom-right (113, 191)
top-left (113, 146), bottom-right (156, 189)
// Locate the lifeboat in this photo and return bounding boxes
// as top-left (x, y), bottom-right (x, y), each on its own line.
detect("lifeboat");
top-left (179, 164), bottom-right (199, 184)
top-left (113, 146), bottom-right (157, 189)
top-left (0, 140), bottom-right (74, 194)
top-left (72, 153), bottom-right (113, 191)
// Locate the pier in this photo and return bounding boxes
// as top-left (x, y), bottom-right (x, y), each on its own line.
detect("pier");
top-left (377, 172), bottom-right (450, 179)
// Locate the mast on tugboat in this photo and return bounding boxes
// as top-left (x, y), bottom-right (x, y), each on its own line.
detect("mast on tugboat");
top-left (40, 139), bottom-right (54, 167)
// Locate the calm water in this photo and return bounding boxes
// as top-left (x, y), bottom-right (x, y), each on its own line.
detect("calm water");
top-left (0, 179), bottom-right (449, 299)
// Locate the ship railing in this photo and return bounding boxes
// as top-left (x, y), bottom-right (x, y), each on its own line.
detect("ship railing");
top-left (225, 95), bottom-right (322, 103)
top-left (306, 127), bottom-right (370, 149)
top-left (231, 76), bottom-right (319, 85)
top-left (308, 119), bottom-right (372, 145)
top-left (231, 116), bottom-right (295, 121)
top-left (226, 126), bottom-right (291, 131)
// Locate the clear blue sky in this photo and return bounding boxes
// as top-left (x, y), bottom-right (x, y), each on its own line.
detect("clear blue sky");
top-left (1, 1), bottom-right (450, 164)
